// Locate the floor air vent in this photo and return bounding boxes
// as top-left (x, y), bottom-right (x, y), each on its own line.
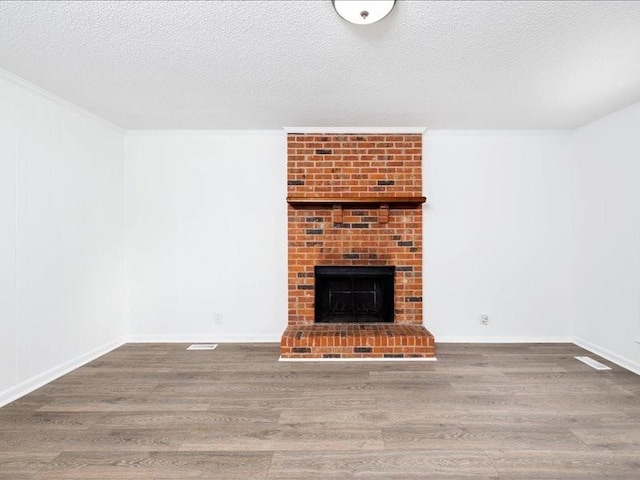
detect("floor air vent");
top-left (187, 344), bottom-right (218, 351)
top-left (575, 356), bottom-right (611, 370)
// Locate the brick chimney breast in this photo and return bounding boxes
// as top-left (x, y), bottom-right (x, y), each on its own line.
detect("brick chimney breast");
top-left (282, 133), bottom-right (434, 359)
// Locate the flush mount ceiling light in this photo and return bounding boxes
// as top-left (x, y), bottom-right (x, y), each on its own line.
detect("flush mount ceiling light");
top-left (332, 0), bottom-right (396, 25)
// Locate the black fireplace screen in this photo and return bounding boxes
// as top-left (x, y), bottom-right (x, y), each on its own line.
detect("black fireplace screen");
top-left (314, 266), bottom-right (395, 323)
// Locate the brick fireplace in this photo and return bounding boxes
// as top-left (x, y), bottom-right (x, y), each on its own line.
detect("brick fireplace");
top-left (280, 133), bottom-right (435, 359)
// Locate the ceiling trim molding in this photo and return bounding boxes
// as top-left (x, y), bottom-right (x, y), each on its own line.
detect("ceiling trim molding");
top-left (425, 129), bottom-right (573, 137)
top-left (126, 129), bottom-right (285, 135)
top-left (283, 127), bottom-right (427, 134)
top-left (0, 67), bottom-right (124, 133)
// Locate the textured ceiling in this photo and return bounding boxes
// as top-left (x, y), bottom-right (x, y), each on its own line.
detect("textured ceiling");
top-left (1, 1), bottom-right (640, 129)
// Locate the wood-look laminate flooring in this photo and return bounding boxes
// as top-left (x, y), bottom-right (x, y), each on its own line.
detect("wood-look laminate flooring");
top-left (1, 343), bottom-right (639, 479)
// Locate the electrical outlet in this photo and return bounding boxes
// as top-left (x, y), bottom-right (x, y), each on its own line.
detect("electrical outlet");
top-left (481, 314), bottom-right (489, 325)
top-left (214, 313), bottom-right (224, 325)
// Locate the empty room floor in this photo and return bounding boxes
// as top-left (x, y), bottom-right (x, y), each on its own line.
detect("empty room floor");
top-left (1, 343), bottom-right (639, 479)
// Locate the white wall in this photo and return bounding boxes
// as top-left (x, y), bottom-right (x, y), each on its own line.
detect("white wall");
top-left (125, 129), bottom-right (575, 344)
top-left (125, 131), bottom-right (287, 341)
top-left (0, 71), bottom-right (126, 406)
top-left (0, 74), bottom-right (18, 402)
top-left (424, 132), bottom-right (574, 342)
top-left (572, 101), bottom-right (640, 373)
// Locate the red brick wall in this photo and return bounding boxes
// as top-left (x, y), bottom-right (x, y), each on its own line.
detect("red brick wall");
top-left (287, 134), bottom-right (421, 196)
top-left (287, 134), bottom-right (424, 326)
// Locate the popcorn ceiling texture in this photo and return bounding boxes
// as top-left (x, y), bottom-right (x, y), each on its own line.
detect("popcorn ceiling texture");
top-left (1, 1), bottom-right (640, 129)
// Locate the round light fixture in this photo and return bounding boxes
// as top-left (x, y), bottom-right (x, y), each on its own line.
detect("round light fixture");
top-left (332, 0), bottom-right (396, 25)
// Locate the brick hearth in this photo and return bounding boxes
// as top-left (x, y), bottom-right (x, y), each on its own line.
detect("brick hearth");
top-left (281, 132), bottom-right (435, 359)
top-left (281, 324), bottom-right (434, 359)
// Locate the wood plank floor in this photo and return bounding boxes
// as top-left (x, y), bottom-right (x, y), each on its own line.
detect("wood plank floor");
top-left (1, 343), bottom-right (639, 479)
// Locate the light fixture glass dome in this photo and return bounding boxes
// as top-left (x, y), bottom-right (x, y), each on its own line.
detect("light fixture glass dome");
top-left (332, 0), bottom-right (396, 25)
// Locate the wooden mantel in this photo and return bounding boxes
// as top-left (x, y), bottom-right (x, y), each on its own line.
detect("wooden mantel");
top-left (286, 196), bottom-right (426, 224)
top-left (286, 196), bottom-right (426, 207)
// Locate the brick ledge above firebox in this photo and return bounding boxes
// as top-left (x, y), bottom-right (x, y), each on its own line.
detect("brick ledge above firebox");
top-left (280, 324), bottom-right (435, 360)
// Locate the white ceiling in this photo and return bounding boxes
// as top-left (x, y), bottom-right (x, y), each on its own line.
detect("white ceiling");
top-left (1, 1), bottom-right (640, 130)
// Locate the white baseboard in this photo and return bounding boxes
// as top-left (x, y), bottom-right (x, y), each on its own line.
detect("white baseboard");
top-left (435, 336), bottom-right (572, 344)
top-left (572, 337), bottom-right (640, 375)
top-left (126, 334), bottom-right (282, 343)
top-left (0, 337), bottom-right (126, 408)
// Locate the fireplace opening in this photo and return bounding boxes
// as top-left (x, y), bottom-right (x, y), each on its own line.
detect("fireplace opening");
top-left (314, 266), bottom-right (395, 323)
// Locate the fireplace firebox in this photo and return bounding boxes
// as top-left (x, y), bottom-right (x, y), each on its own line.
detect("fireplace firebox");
top-left (314, 266), bottom-right (395, 324)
